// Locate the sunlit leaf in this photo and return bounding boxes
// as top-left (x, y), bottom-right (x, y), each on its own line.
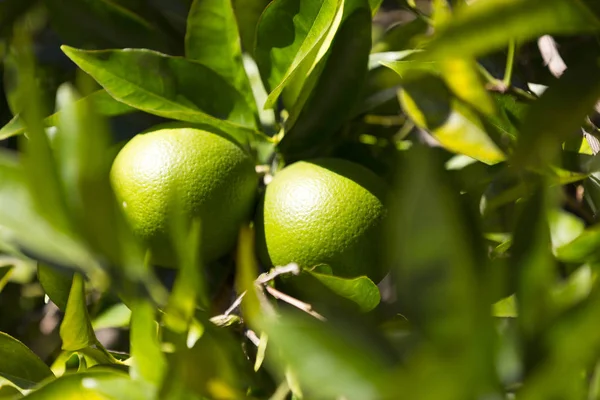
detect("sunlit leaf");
top-left (60, 273), bottom-right (98, 352)
top-left (61, 46), bottom-right (262, 145)
top-left (130, 301), bottom-right (166, 386)
top-left (23, 371), bottom-right (153, 400)
top-left (93, 303), bottom-right (132, 331)
top-left (306, 270), bottom-right (380, 312)
top-left (397, 74), bottom-right (505, 164)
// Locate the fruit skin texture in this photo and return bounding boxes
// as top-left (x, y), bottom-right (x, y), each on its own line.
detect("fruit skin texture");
top-left (110, 124), bottom-right (257, 267)
top-left (256, 158), bottom-right (388, 281)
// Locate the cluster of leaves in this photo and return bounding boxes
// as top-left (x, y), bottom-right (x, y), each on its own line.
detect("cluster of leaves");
top-left (2, 0), bottom-right (600, 398)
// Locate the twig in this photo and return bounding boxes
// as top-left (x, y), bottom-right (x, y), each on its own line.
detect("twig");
top-left (224, 291), bottom-right (246, 316)
top-left (264, 285), bottom-right (326, 321)
top-left (256, 263), bottom-right (300, 284)
top-left (245, 329), bottom-right (261, 346)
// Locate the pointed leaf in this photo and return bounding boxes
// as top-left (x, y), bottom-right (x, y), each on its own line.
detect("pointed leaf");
top-left (61, 46), bottom-right (261, 145)
top-left (60, 273), bottom-right (97, 352)
top-left (38, 263), bottom-right (73, 311)
top-left (0, 332), bottom-right (54, 389)
top-left (185, 0), bottom-right (257, 123)
top-left (398, 74), bottom-right (505, 164)
top-left (306, 271), bottom-right (380, 312)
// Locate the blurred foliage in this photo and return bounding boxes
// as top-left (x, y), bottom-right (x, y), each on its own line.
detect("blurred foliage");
top-left (1, 0), bottom-right (600, 399)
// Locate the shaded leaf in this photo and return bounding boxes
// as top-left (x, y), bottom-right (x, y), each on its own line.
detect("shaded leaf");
top-left (232, 0), bottom-right (271, 54)
top-left (46, 0), bottom-right (172, 52)
top-left (61, 46), bottom-right (261, 145)
top-left (306, 270), bottom-right (380, 312)
top-left (420, 0), bottom-right (600, 61)
top-left (263, 310), bottom-right (390, 400)
top-left (186, 0), bottom-right (257, 123)
top-left (38, 263), bottom-right (73, 311)
top-left (515, 58), bottom-right (600, 167)
top-left (0, 90), bottom-right (135, 141)
top-left (0, 332), bottom-right (54, 389)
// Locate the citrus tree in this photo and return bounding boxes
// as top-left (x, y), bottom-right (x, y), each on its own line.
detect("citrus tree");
top-left (1, 0), bottom-right (600, 399)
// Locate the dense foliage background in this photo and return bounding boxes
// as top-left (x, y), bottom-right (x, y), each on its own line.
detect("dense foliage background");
top-left (2, 0), bottom-right (600, 398)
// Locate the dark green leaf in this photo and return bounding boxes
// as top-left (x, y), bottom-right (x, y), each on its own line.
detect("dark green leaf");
top-left (185, 0), bottom-right (257, 123)
top-left (306, 270), bottom-right (380, 312)
top-left (279, 0), bottom-right (372, 160)
top-left (397, 74), bottom-right (505, 164)
top-left (61, 46), bottom-right (262, 145)
top-left (231, 0), bottom-right (270, 54)
top-left (60, 273), bottom-right (97, 352)
top-left (263, 310), bottom-right (390, 400)
top-left (515, 58), bottom-right (600, 167)
top-left (0, 90), bottom-right (135, 141)
top-left (372, 18), bottom-right (428, 53)
top-left (0, 0), bottom-right (36, 38)
top-left (23, 371), bottom-right (153, 400)
top-left (46, 0), bottom-right (172, 52)
top-left (38, 263), bottom-right (73, 311)
top-left (0, 332), bottom-right (54, 389)
top-left (0, 385), bottom-right (22, 399)
top-left (254, 0), bottom-right (339, 108)
top-left (386, 145), bottom-right (495, 398)
top-left (420, 0), bottom-right (600, 61)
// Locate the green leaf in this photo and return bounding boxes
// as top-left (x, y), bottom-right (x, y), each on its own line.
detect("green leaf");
top-left (0, 150), bottom-right (95, 272)
top-left (440, 58), bottom-right (496, 117)
top-left (556, 224), bottom-right (600, 263)
top-left (255, 0), bottom-right (340, 109)
top-left (263, 310), bottom-right (390, 400)
top-left (420, 0), bottom-right (600, 61)
top-left (46, 0), bottom-right (173, 52)
top-left (0, 332), bottom-right (54, 389)
top-left (38, 263), bottom-right (73, 311)
top-left (130, 301), bottom-right (166, 386)
top-left (398, 74), bottom-right (505, 164)
top-left (306, 270), bottom-right (380, 312)
top-left (279, 0), bottom-right (372, 160)
top-left (515, 58), bottom-right (600, 167)
top-left (0, 0), bottom-right (36, 38)
top-left (23, 371), bottom-right (153, 400)
top-left (511, 185), bottom-right (557, 339)
top-left (60, 273), bottom-right (97, 352)
top-left (231, 0), bottom-right (270, 54)
top-left (0, 90), bottom-right (135, 141)
top-left (386, 145), bottom-right (495, 398)
top-left (93, 303), bottom-right (132, 330)
top-left (185, 0), bottom-right (257, 124)
top-left (61, 46), bottom-right (262, 145)
top-left (372, 17), bottom-right (428, 53)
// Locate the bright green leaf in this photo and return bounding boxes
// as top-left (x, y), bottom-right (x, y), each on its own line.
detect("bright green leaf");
top-left (398, 74), bottom-right (505, 164)
top-left (93, 303), bottom-right (132, 331)
top-left (306, 271), bottom-right (380, 312)
top-left (23, 371), bottom-right (153, 400)
top-left (0, 332), bottom-right (54, 389)
top-left (61, 46), bottom-right (262, 145)
top-left (130, 301), bottom-right (166, 386)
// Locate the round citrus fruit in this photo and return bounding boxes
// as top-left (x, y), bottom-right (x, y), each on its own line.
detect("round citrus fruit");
top-left (110, 124), bottom-right (257, 266)
top-left (255, 158), bottom-right (388, 281)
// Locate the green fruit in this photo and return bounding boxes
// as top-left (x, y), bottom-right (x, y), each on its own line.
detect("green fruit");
top-left (256, 158), bottom-right (388, 281)
top-left (110, 125), bottom-right (257, 266)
